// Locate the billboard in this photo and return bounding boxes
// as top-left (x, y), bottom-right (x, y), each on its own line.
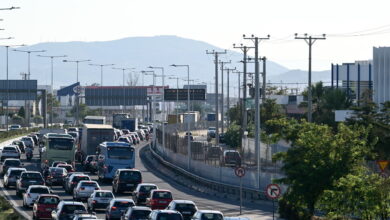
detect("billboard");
top-left (164, 89), bottom-right (206, 101)
top-left (85, 87), bottom-right (148, 106)
top-left (0, 80), bottom-right (37, 100)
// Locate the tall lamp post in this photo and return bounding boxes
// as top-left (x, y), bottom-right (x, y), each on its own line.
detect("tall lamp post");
top-left (113, 67), bottom-right (135, 113)
top-left (142, 71), bottom-right (156, 148)
top-left (89, 63), bottom-right (115, 116)
top-left (37, 55), bottom-right (67, 126)
top-left (14, 49), bottom-right (46, 127)
top-left (171, 64), bottom-right (191, 170)
top-left (168, 76), bottom-right (180, 125)
top-left (63, 59), bottom-right (91, 125)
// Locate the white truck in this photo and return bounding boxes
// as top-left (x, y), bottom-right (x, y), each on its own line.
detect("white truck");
top-left (81, 124), bottom-right (115, 156)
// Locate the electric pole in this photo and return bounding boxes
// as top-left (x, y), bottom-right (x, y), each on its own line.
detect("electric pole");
top-left (219, 60), bottom-right (231, 133)
top-left (233, 44), bottom-right (253, 148)
top-left (206, 50), bottom-right (226, 146)
top-left (261, 57), bottom-right (267, 103)
top-left (294, 33), bottom-right (326, 123)
top-left (244, 34), bottom-right (270, 190)
top-left (223, 66), bottom-right (236, 127)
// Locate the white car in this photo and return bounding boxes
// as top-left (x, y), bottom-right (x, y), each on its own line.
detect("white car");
top-left (72, 213), bottom-right (98, 220)
top-left (23, 185), bottom-right (51, 207)
top-left (87, 190), bottom-right (114, 211)
top-left (191, 210), bottom-right (224, 220)
top-left (9, 124), bottom-right (22, 130)
top-left (0, 145), bottom-right (21, 161)
top-left (73, 180), bottom-right (100, 201)
top-left (21, 137), bottom-right (35, 148)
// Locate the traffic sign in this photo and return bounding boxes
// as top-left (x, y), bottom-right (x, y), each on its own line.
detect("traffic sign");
top-left (266, 184), bottom-right (281, 200)
top-left (73, 85), bottom-right (83, 94)
top-left (235, 167), bottom-right (245, 177)
top-left (377, 160), bottom-right (389, 172)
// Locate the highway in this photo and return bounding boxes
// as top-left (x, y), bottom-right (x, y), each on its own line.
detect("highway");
top-left (0, 137), bottom-right (276, 220)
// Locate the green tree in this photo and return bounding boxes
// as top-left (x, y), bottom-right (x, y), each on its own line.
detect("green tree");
top-left (224, 122), bottom-right (241, 148)
top-left (47, 93), bottom-right (60, 119)
top-left (67, 103), bottom-right (101, 119)
top-left (270, 118), bottom-right (374, 218)
top-left (227, 104), bottom-right (242, 125)
top-left (17, 106), bottom-right (25, 118)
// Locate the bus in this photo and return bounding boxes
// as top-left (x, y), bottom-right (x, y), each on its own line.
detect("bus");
top-left (83, 116), bottom-right (106, 125)
top-left (97, 142), bottom-right (135, 180)
top-left (40, 133), bottom-right (76, 170)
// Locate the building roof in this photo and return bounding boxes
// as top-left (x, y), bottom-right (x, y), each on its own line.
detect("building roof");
top-left (57, 82), bottom-right (80, 96)
top-left (83, 124), bottom-right (113, 129)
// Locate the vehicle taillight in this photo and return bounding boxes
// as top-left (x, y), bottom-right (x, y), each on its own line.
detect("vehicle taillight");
top-left (92, 200), bottom-right (97, 204)
top-left (111, 206), bottom-right (117, 210)
top-left (80, 187), bottom-right (85, 190)
top-left (95, 187), bottom-right (99, 190)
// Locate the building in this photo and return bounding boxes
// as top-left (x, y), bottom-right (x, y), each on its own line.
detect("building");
top-left (373, 47), bottom-right (390, 104)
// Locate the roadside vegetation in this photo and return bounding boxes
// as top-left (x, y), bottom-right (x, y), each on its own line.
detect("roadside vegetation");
top-left (0, 195), bottom-right (22, 220)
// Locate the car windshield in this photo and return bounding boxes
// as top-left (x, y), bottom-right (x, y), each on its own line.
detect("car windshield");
top-left (201, 214), bottom-right (223, 220)
top-left (114, 201), bottom-right (133, 208)
top-left (22, 173), bottom-right (42, 179)
top-left (132, 210), bottom-right (151, 218)
top-left (157, 213), bottom-right (182, 220)
top-left (30, 187), bottom-right (50, 194)
top-left (10, 170), bottom-right (24, 176)
top-left (107, 147), bottom-right (133, 159)
top-left (62, 205), bottom-right (86, 214)
top-left (73, 176), bottom-right (90, 182)
top-left (175, 204), bottom-right (196, 212)
top-left (21, 138), bottom-right (32, 142)
top-left (3, 147), bottom-right (17, 152)
top-left (153, 191), bottom-right (172, 199)
top-left (53, 162), bottom-right (66, 167)
top-left (81, 182), bottom-right (98, 187)
top-left (119, 171), bottom-right (141, 181)
top-left (39, 196), bottom-right (59, 204)
top-left (49, 168), bottom-right (65, 174)
top-left (48, 138), bottom-right (74, 150)
top-left (226, 152), bottom-right (239, 158)
top-left (4, 160), bottom-right (21, 166)
top-left (95, 192), bottom-right (113, 198)
top-left (140, 185), bottom-right (157, 193)
top-left (58, 165), bottom-right (73, 172)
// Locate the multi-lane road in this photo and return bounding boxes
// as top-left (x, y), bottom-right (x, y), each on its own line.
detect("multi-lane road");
top-left (0, 137), bottom-right (276, 220)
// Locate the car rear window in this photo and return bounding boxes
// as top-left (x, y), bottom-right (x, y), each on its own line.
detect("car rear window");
top-left (73, 176), bottom-right (90, 182)
top-left (157, 213), bottom-right (183, 220)
top-left (3, 147), bottom-right (17, 152)
top-left (175, 203), bottom-right (196, 212)
top-left (201, 213), bottom-right (223, 220)
top-left (132, 210), bottom-right (151, 218)
top-left (50, 168), bottom-right (65, 173)
top-left (4, 160), bottom-right (21, 166)
top-left (22, 173), bottom-right (42, 179)
top-left (30, 187), bottom-right (50, 194)
top-left (10, 170), bottom-right (24, 176)
top-left (226, 152), bottom-right (239, 158)
top-left (39, 196), bottom-right (59, 204)
top-left (119, 171), bottom-right (141, 181)
top-left (114, 201), bottom-right (134, 208)
top-left (153, 191), bottom-right (172, 199)
top-left (95, 192), bottom-right (113, 198)
top-left (62, 205), bottom-right (86, 214)
top-left (140, 185), bottom-right (157, 192)
top-left (81, 182), bottom-right (98, 187)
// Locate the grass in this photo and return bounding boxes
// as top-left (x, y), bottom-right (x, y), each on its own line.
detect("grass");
top-left (0, 196), bottom-right (23, 220)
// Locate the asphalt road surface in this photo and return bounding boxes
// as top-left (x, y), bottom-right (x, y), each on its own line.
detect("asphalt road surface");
top-left (0, 137), bottom-right (277, 220)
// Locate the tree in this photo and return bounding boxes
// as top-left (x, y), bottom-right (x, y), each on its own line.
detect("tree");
top-left (67, 103), bottom-right (101, 119)
top-left (226, 104), bottom-right (242, 125)
top-left (270, 118), bottom-right (374, 218)
top-left (17, 106), bottom-right (25, 118)
top-left (224, 122), bottom-right (240, 148)
top-left (47, 93), bottom-right (60, 119)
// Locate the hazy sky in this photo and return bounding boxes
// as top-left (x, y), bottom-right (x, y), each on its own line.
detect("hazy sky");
top-left (1, 0), bottom-right (390, 71)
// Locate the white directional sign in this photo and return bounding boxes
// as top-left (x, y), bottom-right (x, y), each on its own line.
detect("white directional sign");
top-left (266, 184), bottom-right (281, 200)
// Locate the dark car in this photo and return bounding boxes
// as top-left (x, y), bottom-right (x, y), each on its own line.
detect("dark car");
top-left (218, 133), bottom-right (226, 144)
top-left (83, 155), bottom-right (98, 173)
top-left (16, 171), bottom-right (45, 197)
top-left (12, 140), bottom-right (26, 153)
top-left (46, 167), bottom-right (68, 186)
top-left (121, 206), bottom-right (152, 220)
top-left (1, 158), bottom-right (22, 175)
top-left (222, 150), bottom-right (241, 167)
top-left (112, 169), bottom-right (142, 194)
top-left (105, 199), bottom-right (135, 220)
top-left (132, 183), bottom-right (158, 205)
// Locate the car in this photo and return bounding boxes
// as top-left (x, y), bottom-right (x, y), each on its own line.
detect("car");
top-left (191, 210), bottom-right (224, 220)
top-left (136, 130), bottom-right (145, 141)
top-left (121, 206), bottom-right (152, 220)
top-left (57, 163), bottom-right (75, 173)
top-left (51, 161), bottom-right (67, 168)
top-left (222, 150), bottom-right (241, 167)
top-left (23, 185), bottom-right (52, 207)
top-left (72, 212), bottom-right (98, 220)
top-left (83, 155), bottom-right (98, 173)
top-left (105, 199), bottom-right (135, 220)
top-left (87, 190), bottom-right (115, 211)
top-left (3, 167), bottom-right (26, 188)
top-left (121, 129), bottom-right (130, 135)
top-left (218, 133), bottom-right (226, 144)
top-left (129, 133), bottom-right (140, 144)
top-left (68, 132), bottom-right (79, 143)
top-left (207, 127), bottom-right (216, 140)
top-left (29, 134), bottom-right (39, 146)
top-left (9, 124), bottom-right (22, 130)
top-left (73, 180), bottom-right (101, 201)
top-left (21, 136), bottom-right (35, 148)
top-left (12, 140), bottom-right (26, 153)
top-left (149, 210), bottom-right (183, 220)
top-left (112, 169), bottom-right (142, 194)
top-left (117, 136), bottom-right (133, 146)
top-left (45, 167), bottom-right (68, 186)
top-left (16, 171), bottom-right (45, 197)
top-left (65, 173), bottom-right (91, 194)
top-left (33, 194), bottom-right (61, 220)
top-left (51, 201), bottom-right (87, 220)
top-left (132, 183), bottom-right (158, 205)
top-left (67, 127), bottom-right (79, 133)
top-left (0, 145), bottom-right (21, 161)
top-left (166, 200), bottom-right (198, 220)
top-left (1, 158), bottom-right (23, 175)
top-left (146, 190), bottom-right (173, 210)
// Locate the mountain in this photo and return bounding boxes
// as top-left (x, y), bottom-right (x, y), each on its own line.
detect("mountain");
top-left (0, 35), bottom-right (329, 90)
top-left (268, 69), bottom-right (331, 83)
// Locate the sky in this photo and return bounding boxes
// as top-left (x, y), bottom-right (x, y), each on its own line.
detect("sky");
top-left (1, 0), bottom-right (390, 71)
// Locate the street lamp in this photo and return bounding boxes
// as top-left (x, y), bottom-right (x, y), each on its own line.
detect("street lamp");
top-left (142, 70), bottom-right (157, 148)
top-left (171, 64), bottom-right (191, 170)
top-left (37, 54), bottom-right (67, 126)
top-left (14, 49), bottom-right (46, 127)
top-left (168, 76), bottom-right (180, 125)
top-left (89, 63), bottom-right (115, 116)
top-left (1, 43), bottom-right (25, 131)
top-left (113, 67), bottom-right (135, 113)
top-left (63, 59), bottom-right (91, 125)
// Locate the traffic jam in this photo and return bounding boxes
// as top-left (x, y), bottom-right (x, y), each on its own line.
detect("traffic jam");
top-left (0, 122), bottom-right (225, 220)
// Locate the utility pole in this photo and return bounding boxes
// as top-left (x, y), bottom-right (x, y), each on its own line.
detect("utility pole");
top-left (233, 44), bottom-right (253, 148)
top-left (294, 33), bottom-right (326, 123)
top-left (261, 57), bottom-right (267, 103)
top-left (223, 67), bottom-right (236, 127)
top-left (219, 60), bottom-right (231, 133)
top-left (244, 34), bottom-right (270, 190)
top-left (206, 50), bottom-right (226, 146)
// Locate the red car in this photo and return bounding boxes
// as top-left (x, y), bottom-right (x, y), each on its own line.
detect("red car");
top-left (33, 194), bottom-right (60, 219)
top-left (146, 190), bottom-right (173, 210)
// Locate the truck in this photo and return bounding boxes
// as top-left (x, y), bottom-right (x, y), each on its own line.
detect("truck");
top-left (112, 113), bottom-right (129, 129)
top-left (81, 124), bottom-right (115, 156)
top-left (83, 116), bottom-right (106, 125)
top-left (206, 113), bottom-right (221, 121)
top-left (120, 118), bottom-right (138, 132)
top-left (168, 114), bottom-right (183, 124)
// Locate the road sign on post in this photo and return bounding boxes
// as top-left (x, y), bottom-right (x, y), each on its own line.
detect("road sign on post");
top-left (377, 160), bottom-right (389, 172)
top-left (266, 183), bottom-right (281, 220)
top-left (234, 167), bottom-right (245, 215)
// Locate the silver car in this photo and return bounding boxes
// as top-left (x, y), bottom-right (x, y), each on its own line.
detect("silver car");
top-left (73, 180), bottom-right (101, 201)
top-left (0, 145), bottom-right (21, 161)
top-left (87, 190), bottom-right (114, 211)
top-left (3, 168), bottom-right (26, 188)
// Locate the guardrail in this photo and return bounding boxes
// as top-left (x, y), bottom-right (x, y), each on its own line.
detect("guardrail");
top-left (147, 144), bottom-right (271, 202)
